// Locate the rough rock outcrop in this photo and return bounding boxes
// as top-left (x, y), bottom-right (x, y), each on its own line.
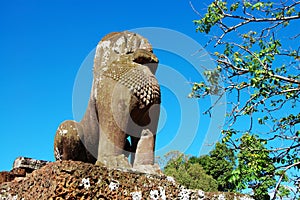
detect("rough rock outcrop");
top-left (0, 159), bottom-right (254, 200)
top-left (13, 157), bottom-right (48, 172)
top-left (54, 31), bottom-right (161, 173)
top-left (0, 157), bottom-right (48, 185)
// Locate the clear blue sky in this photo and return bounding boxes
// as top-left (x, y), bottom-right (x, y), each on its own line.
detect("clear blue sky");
top-left (0, 0), bottom-right (224, 171)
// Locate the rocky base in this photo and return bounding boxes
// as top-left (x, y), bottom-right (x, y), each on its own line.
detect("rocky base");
top-left (0, 159), bottom-right (253, 200)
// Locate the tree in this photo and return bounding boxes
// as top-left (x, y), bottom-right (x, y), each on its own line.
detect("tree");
top-left (162, 151), bottom-right (218, 191)
top-left (190, 0), bottom-right (300, 199)
top-left (190, 142), bottom-right (236, 192)
top-left (231, 133), bottom-right (276, 199)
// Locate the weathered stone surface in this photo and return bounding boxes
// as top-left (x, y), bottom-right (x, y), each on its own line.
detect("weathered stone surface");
top-left (0, 168), bottom-right (26, 185)
top-left (95, 154), bottom-right (131, 170)
top-left (54, 31), bottom-right (161, 173)
top-left (0, 160), bottom-right (254, 200)
top-left (0, 171), bottom-right (14, 184)
top-left (13, 157), bottom-right (48, 172)
top-left (134, 129), bottom-right (155, 167)
top-left (54, 120), bottom-right (96, 163)
top-left (0, 156), bottom-right (48, 185)
top-left (132, 129), bottom-right (161, 174)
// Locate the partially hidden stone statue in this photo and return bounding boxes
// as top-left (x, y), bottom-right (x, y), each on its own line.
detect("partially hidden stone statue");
top-left (54, 31), bottom-right (161, 173)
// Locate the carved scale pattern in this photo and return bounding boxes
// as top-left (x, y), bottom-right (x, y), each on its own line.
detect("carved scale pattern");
top-left (102, 63), bottom-right (161, 109)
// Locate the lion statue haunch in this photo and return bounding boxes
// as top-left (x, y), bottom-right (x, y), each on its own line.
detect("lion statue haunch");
top-left (54, 31), bottom-right (161, 173)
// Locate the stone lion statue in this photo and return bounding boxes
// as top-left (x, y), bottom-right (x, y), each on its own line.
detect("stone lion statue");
top-left (54, 31), bottom-right (161, 173)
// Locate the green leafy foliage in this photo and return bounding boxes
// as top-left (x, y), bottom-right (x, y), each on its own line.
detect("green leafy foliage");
top-left (193, 1), bottom-right (227, 33)
top-left (162, 151), bottom-right (218, 191)
top-left (190, 142), bottom-right (236, 192)
top-left (191, 0), bottom-right (300, 199)
top-left (229, 134), bottom-right (276, 199)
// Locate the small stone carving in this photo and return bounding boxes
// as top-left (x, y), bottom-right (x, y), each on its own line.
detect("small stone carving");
top-left (54, 31), bottom-right (161, 173)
